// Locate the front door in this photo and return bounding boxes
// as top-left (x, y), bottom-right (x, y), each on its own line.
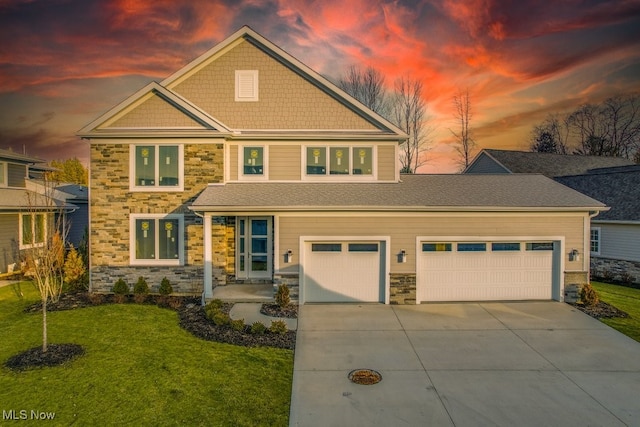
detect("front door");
top-left (236, 217), bottom-right (272, 279)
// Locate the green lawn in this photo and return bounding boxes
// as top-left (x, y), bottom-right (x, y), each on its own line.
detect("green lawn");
top-left (0, 283), bottom-right (293, 426)
top-left (591, 281), bottom-right (640, 342)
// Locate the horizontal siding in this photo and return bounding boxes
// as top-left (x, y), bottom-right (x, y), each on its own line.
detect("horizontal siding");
top-left (229, 145), bottom-right (238, 181)
top-left (269, 145), bottom-right (301, 180)
top-left (0, 214), bottom-right (19, 273)
top-left (278, 214), bottom-right (585, 273)
top-left (465, 154), bottom-right (509, 174)
top-left (600, 223), bottom-right (640, 262)
top-left (378, 145), bottom-right (396, 180)
top-left (7, 163), bottom-right (26, 187)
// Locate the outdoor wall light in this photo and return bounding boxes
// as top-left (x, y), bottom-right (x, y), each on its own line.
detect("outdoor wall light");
top-left (569, 249), bottom-right (580, 262)
top-left (399, 249), bottom-right (407, 263)
top-left (285, 249), bottom-right (293, 264)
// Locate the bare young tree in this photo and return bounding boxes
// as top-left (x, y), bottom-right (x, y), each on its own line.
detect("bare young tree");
top-left (338, 65), bottom-right (390, 117)
top-left (450, 89), bottom-right (476, 169)
top-left (392, 75), bottom-right (430, 173)
top-left (22, 178), bottom-right (68, 352)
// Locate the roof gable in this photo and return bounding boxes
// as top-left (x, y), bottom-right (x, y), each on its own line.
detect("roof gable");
top-left (78, 82), bottom-right (232, 137)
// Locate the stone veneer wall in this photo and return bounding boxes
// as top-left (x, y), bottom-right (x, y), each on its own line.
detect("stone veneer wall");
top-left (89, 142), bottom-right (223, 294)
top-left (389, 273), bottom-right (416, 305)
top-left (563, 271), bottom-right (589, 303)
top-left (591, 257), bottom-right (640, 285)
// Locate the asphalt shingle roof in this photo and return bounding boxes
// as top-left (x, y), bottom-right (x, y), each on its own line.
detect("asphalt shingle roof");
top-left (482, 149), bottom-right (634, 177)
top-left (555, 167), bottom-right (640, 221)
top-left (191, 174), bottom-right (605, 212)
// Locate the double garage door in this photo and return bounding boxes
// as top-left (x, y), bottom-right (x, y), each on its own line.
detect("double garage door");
top-left (302, 239), bottom-right (556, 303)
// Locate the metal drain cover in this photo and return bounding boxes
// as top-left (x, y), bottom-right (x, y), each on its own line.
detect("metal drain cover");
top-left (348, 369), bottom-right (382, 385)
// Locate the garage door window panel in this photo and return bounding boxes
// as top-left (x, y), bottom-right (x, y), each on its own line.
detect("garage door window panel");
top-left (422, 243), bottom-right (452, 252)
top-left (492, 242), bottom-right (521, 251)
top-left (348, 243), bottom-right (378, 252)
top-left (457, 243), bottom-right (487, 252)
top-left (526, 242), bottom-right (554, 251)
top-left (312, 243), bottom-right (342, 252)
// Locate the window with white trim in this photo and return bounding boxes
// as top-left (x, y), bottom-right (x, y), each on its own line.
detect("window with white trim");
top-left (305, 146), bottom-right (373, 177)
top-left (20, 213), bottom-right (46, 249)
top-left (590, 227), bottom-right (601, 255)
top-left (131, 145), bottom-right (183, 191)
top-left (243, 147), bottom-right (264, 175)
top-left (235, 70), bottom-right (258, 102)
top-left (130, 214), bottom-right (184, 265)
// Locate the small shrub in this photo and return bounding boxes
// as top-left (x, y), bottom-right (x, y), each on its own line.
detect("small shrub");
top-left (168, 297), bottom-right (183, 310)
top-left (269, 320), bottom-right (288, 335)
top-left (275, 284), bottom-right (290, 308)
top-left (88, 293), bottom-right (105, 305)
top-left (205, 300), bottom-right (223, 319)
top-left (250, 321), bottom-right (266, 335)
top-left (159, 277), bottom-right (173, 295)
top-left (620, 272), bottom-right (635, 286)
top-left (212, 312), bottom-right (231, 326)
top-left (602, 269), bottom-right (615, 283)
top-left (63, 246), bottom-right (87, 292)
top-left (133, 277), bottom-right (150, 303)
top-left (580, 283), bottom-right (599, 307)
top-left (112, 278), bottom-right (129, 302)
top-left (207, 299), bottom-right (224, 310)
top-left (230, 318), bottom-right (245, 332)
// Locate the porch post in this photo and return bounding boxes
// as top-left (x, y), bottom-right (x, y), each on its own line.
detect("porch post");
top-left (203, 213), bottom-right (213, 299)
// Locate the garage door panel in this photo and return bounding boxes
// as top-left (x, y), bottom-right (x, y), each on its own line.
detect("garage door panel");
top-left (304, 241), bottom-right (383, 303)
top-left (418, 241), bottom-right (554, 302)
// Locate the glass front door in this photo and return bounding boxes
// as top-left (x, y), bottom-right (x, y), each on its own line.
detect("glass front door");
top-left (237, 217), bottom-right (272, 279)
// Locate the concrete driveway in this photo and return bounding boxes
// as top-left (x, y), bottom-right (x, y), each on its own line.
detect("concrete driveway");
top-left (289, 302), bottom-right (640, 426)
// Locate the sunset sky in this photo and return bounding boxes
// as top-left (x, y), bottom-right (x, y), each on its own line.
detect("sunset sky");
top-left (1, 0), bottom-right (639, 172)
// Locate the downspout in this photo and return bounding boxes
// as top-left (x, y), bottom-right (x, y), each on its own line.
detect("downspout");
top-left (585, 210), bottom-right (601, 275)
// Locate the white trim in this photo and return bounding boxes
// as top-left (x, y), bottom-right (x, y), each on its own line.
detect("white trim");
top-left (129, 214), bottom-right (184, 266)
top-left (299, 235), bottom-right (390, 304)
top-left (129, 144), bottom-right (184, 192)
top-left (235, 70), bottom-right (259, 102)
top-left (203, 213), bottom-right (213, 298)
top-left (300, 144), bottom-right (377, 181)
top-left (235, 216), bottom-right (273, 279)
top-left (0, 161), bottom-right (6, 187)
top-left (237, 144), bottom-right (269, 181)
top-left (590, 226), bottom-right (601, 256)
top-left (18, 212), bottom-right (47, 250)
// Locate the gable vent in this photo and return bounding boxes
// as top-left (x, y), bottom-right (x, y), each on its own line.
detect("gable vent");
top-left (235, 70), bottom-right (258, 102)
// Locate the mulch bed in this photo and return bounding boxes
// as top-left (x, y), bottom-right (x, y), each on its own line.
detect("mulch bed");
top-left (260, 303), bottom-right (298, 318)
top-left (570, 301), bottom-right (629, 319)
top-left (5, 344), bottom-right (84, 371)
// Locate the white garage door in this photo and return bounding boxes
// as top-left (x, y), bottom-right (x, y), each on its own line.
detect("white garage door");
top-left (417, 241), bottom-right (554, 302)
top-left (303, 241), bottom-right (384, 303)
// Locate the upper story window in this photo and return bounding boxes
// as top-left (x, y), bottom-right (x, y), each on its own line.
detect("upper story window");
top-left (0, 162), bottom-right (6, 187)
top-left (20, 213), bottom-right (46, 249)
top-left (305, 146), bottom-right (373, 178)
top-left (130, 214), bottom-right (184, 266)
top-left (243, 147), bottom-right (264, 175)
top-left (235, 70), bottom-right (258, 102)
top-left (130, 144), bottom-right (183, 192)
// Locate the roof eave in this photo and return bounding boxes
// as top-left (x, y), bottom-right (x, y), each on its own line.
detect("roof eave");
top-left (188, 205), bottom-right (607, 213)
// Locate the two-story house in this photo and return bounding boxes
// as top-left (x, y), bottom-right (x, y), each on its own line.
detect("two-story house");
top-left (78, 26), bottom-right (605, 304)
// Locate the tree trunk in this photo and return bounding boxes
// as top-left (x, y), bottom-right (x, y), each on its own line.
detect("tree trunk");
top-left (42, 297), bottom-right (48, 353)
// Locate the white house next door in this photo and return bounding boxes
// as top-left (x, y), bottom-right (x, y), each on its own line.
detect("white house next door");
top-left (237, 217), bottom-right (272, 279)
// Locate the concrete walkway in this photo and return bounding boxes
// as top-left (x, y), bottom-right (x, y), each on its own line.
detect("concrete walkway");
top-left (289, 302), bottom-right (640, 426)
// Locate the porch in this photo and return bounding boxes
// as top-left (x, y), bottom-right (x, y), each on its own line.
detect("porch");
top-left (211, 283), bottom-right (274, 302)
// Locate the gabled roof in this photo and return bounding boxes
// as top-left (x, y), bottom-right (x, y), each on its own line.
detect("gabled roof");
top-left (190, 174), bottom-right (606, 213)
top-left (78, 26), bottom-right (407, 140)
top-left (555, 166), bottom-right (640, 222)
top-left (77, 82), bottom-right (232, 137)
top-left (0, 188), bottom-right (76, 211)
top-left (467, 149), bottom-right (634, 178)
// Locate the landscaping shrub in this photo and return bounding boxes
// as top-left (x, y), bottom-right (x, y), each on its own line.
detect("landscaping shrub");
top-left (212, 312), bottom-right (231, 326)
top-left (580, 283), bottom-right (599, 307)
top-left (269, 320), bottom-right (288, 335)
top-left (275, 284), bottom-right (290, 308)
top-left (159, 277), bottom-right (173, 295)
top-left (133, 277), bottom-right (150, 303)
top-left (112, 278), bottom-right (129, 303)
top-left (88, 293), bottom-right (105, 305)
top-left (230, 318), bottom-right (245, 332)
top-left (250, 321), bottom-right (266, 335)
top-left (205, 300), bottom-right (224, 320)
top-left (168, 298), bottom-right (183, 310)
top-left (602, 269), bottom-right (615, 283)
top-left (620, 272), bottom-right (635, 286)
top-left (63, 246), bottom-right (87, 292)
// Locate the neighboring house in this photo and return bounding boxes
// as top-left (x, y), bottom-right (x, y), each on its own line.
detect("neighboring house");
top-left (56, 184), bottom-right (88, 249)
top-left (0, 149), bottom-right (76, 275)
top-left (78, 26), bottom-right (605, 304)
top-left (556, 166), bottom-right (640, 284)
top-left (466, 149), bottom-right (639, 284)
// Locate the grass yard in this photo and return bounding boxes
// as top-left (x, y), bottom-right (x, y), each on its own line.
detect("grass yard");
top-left (591, 281), bottom-right (640, 342)
top-left (0, 283), bottom-right (293, 426)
